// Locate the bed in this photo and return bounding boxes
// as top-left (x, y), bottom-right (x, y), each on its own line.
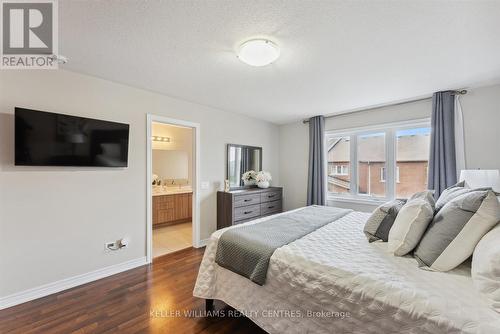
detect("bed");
top-left (193, 207), bottom-right (500, 334)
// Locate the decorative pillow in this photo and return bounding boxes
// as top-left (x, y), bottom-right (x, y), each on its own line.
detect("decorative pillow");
top-left (363, 199), bottom-right (407, 242)
top-left (387, 191), bottom-right (435, 256)
top-left (409, 189), bottom-right (435, 204)
top-left (435, 181), bottom-right (469, 212)
top-left (414, 190), bottom-right (500, 271)
top-left (472, 224), bottom-right (500, 313)
top-left (435, 181), bottom-right (492, 212)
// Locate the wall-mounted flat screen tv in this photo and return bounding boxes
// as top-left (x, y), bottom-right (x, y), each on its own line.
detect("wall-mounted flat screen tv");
top-left (15, 108), bottom-right (129, 167)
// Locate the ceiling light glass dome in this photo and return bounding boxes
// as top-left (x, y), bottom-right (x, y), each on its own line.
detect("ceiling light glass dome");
top-left (237, 39), bottom-right (280, 67)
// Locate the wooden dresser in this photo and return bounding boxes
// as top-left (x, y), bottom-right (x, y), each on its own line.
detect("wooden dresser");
top-left (217, 187), bottom-right (283, 230)
top-left (153, 192), bottom-right (192, 228)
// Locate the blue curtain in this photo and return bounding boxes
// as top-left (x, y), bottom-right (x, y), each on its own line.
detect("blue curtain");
top-left (307, 116), bottom-right (326, 205)
top-left (428, 91), bottom-right (457, 197)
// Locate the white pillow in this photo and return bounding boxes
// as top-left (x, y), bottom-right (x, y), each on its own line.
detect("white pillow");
top-left (415, 190), bottom-right (500, 271)
top-left (472, 223), bottom-right (500, 313)
top-left (388, 193), bottom-right (435, 256)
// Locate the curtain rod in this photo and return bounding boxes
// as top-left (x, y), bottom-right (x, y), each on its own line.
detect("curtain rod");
top-left (302, 89), bottom-right (467, 124)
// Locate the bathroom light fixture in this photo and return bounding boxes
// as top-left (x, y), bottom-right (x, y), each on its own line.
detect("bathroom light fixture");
top-left (152, 136), bottom-right (171, 142)
top-left (237, 39), bottom-right (280, 67)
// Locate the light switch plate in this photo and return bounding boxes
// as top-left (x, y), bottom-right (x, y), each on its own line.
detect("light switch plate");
top-left (201, 181), bottom-right (210, 190)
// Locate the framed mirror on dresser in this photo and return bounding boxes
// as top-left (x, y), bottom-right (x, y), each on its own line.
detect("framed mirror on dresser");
top-left (226, 143), bottom-right (262, 189)
top-left (217, 144), bottom-right (283, 229)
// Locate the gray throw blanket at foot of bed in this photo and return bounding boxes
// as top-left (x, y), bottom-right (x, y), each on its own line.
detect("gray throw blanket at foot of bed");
top-left (215, 205), bottom-right (352, 285)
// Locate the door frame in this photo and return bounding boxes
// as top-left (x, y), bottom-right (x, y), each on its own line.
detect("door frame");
top-left (146, 114), bottom-right (201, 263)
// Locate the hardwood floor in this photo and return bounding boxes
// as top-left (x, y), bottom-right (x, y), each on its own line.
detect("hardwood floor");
top-left (0, 248), bottom-right (267, 334)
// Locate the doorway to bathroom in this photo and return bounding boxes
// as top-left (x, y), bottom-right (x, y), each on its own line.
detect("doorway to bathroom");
top-left (146, 115), bottom-right (201, 263)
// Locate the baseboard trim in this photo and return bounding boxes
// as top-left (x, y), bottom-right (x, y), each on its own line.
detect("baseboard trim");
top-left (197, 238), bottom-right (209, 247)
top-left (0, 257), bottom-right (148, 310)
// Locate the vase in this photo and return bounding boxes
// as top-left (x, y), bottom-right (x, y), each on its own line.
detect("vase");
top-left (257, 181), bottom-right (270, 189)
top-left (243, 179), bottom-right (256, 186)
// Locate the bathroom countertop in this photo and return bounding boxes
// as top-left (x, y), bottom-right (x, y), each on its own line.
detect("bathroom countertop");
top-left (152, 187), bottom-right (193, 196)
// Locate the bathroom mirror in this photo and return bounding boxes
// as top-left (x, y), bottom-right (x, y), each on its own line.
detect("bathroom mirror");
top-left (153, 149), bottom-right (189, 180)
top-left (226, 144), bottom-right (262, 189)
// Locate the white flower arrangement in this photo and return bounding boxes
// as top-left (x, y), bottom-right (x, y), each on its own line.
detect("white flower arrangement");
top-left (241, 170), bottom-right (257, 182)
top-left (256, 171), bottom-right (272, 188)
top-left (256, 171), bottom-right (272, 183)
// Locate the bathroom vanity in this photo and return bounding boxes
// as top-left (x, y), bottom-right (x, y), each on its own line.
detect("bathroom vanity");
top-left (152, 188), bottom-right (193, 227)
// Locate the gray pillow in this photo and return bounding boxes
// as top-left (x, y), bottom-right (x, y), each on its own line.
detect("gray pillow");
top-left (435, 181), bottom-right (468, 212)
top-left (414, 190), bottom-right (500, 271)
top-left (435, 181), bottom-right (492, 212)
top-left (363, 199), bottom-right (407, 242)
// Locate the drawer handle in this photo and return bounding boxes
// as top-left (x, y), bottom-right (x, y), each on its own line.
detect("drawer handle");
top-left (244, 211), bottom-right (253, 214)
top-left (268, 206), bottom-right (275, 209)
top-left (244, 199), bottom-right (252, 202)
top-left (268, 194), bottom-right (275, 198)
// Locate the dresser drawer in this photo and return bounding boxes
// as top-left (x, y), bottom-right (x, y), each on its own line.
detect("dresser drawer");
top-left (260, 200), bottom-right (282, 215)
top-left (234, 193), bottom-right (261, 208)
top-left (260, 190), bottom-right (281, 203)
top-left (217, 187), bottom-right (283, 230)
top-left (234, 204), bottom-right (261, 222)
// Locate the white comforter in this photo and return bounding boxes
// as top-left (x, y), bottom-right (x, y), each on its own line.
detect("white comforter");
top-left (194, 210), bottom-right (500, 334)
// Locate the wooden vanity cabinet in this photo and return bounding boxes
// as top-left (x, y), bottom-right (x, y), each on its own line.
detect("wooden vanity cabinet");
top-left (153, 192), bottom-right (192, 227)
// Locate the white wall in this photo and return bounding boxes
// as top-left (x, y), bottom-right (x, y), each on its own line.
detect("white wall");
top-left (459, 84), bottom-right (500, 170)
top-left (0, 70), bottom-right (280, 297)
top-left (279, 84), bottom-right (500, 212)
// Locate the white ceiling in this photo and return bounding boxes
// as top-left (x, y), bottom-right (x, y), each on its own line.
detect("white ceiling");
top-left (60, 1), bottom-right (500, 124)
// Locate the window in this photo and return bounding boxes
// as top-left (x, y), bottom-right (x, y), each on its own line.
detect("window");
top-left (327, 136), bottom-right (350, 194)
top-left (326, 120), bottom-right (431, 201)
top-left (395, 127), bottom-right (430, 198)
top-left (330, 165), bottom-right (349, 175)
top-left (357, 132), bottom-right (386, 197)
top-left (380, 166), bottom-right (399, 183)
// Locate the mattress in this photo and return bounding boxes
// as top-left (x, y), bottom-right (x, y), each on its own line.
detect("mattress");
top-left (194, 209), bottom-right (500, 334)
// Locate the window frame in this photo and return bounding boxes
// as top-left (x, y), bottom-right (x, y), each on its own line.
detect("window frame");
top-left (330, 164), bottom-right (349, 176)
top-left (325, 118), bottom-right (430, 204)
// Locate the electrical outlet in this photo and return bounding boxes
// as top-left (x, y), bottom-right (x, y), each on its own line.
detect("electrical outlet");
top-left (201, 181), bottom-right (210, 190)
top-left (105, 238), bottom-right (129, 252)
top-left (104, 242), bottom-right (116, 251)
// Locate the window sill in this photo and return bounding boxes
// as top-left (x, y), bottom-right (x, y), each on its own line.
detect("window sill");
top-left (327, 195), bottom-right (388, 206)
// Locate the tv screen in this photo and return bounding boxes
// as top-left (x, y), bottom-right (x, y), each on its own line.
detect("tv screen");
top-left (15, 108), bottom-right (129, 167)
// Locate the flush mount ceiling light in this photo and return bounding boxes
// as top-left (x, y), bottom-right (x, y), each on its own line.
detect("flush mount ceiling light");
top-left (237, 39), bottom-right (280, 67)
